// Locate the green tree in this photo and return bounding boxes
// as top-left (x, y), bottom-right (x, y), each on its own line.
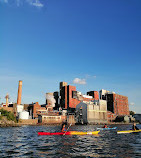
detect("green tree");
top-left (0, 109), bottom-right (17, 122)
top-left (130, 111), bottom-right (135, 116)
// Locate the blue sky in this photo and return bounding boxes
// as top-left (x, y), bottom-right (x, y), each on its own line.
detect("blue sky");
top-left (0, 0), bottom-right (141, 113)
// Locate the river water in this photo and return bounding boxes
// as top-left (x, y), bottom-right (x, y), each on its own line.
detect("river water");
top-left (0, 124), bottom-right (141, 158)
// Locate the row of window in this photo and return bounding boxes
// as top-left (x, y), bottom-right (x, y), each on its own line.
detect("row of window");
top-left (43, 116), bottom-right (61, 120)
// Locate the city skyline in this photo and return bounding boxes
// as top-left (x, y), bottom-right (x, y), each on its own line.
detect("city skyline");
top-left (0, 0), bottom-right (141, 113)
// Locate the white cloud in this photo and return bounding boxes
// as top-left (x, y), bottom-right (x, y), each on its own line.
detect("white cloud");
top-left (85, 74), bottom-right (96, 79)
top-left (26, 0), bottom-right (43, 8)
top-left (0, 0), bottom-right (44, 8)
top-left (73, 78), bottom-right (86, 85)
top-left (130, 102), bottom-right (135, 106)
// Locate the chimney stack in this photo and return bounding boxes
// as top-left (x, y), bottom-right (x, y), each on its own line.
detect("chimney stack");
top-left (17, 80), bottom-right (22, 105)
top-left (5, 93), bottom-right (9, 107)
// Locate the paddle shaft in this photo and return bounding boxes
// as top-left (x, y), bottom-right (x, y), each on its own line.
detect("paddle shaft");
top-left (63, 124), bottom-right (72, 135)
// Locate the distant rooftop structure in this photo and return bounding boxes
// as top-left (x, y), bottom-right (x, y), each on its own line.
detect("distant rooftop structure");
top-left (82, 95), bottom-right (93, 99)
top-left (99, 89), bottom-right (115, 100)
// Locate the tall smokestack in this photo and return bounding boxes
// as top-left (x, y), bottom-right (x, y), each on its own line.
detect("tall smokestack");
top-left (5, 93), bottom-right (9, 107)
top-left (17, 80), bottom-right (22, 105)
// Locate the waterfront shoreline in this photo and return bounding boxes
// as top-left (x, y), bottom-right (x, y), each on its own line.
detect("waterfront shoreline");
top-left (0, 122), bottom-right (138, 127)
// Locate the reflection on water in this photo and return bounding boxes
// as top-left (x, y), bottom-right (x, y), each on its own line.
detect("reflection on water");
top-left (0, 124), bottom-right (141, 157)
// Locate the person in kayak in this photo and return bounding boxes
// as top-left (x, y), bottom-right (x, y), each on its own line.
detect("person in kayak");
top-left (132, 122), bottom-right (139, 130)
top-left (61, 123), bottom-right (67, 132)
top-left (103, 124), bottom-right (108, 128)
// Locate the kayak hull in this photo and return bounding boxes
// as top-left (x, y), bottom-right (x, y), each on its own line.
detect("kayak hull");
top-left (38, 131), bottom-right (100, 135)
top-left (97, 127), bottom-right (117, 130)
top-left (117, 129), bottom-right (141, 134)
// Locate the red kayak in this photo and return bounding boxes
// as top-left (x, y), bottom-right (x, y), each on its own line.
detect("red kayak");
top-left (38, 131), bottom-right (100, 135)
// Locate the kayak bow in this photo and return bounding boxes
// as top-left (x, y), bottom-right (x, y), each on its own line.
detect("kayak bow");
top-left (38, 131), bottom-right (100, 135)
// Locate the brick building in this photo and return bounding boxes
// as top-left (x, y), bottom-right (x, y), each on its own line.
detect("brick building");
top-left (28, 102), bottom-right (46, 118)
top-left (38, 114), bottom-right (66, 124)
top-left (60, 82), bottom-right (67, 108)
top-left (60, 84), bottom-right (81, 109)
top-left (107, 94), bottom-right (129, 116)
top-left (60, 82), bottom-right (100, 110)
top-left (87, 91), bottom-right (99, 100)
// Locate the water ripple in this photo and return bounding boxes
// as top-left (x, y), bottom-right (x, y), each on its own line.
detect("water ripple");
top-left (0, 124), bottom-right (141, 157)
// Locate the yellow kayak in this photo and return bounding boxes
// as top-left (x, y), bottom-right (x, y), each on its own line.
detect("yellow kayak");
top-left (117, 129), bottom-right (141, 134)
top-left (69, 131), bottom-right (100, 135)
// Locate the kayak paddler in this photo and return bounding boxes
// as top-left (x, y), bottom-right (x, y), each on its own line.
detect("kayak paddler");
top-left (61, 123), bottom-right (67, 132)
top-left (103, 124), bottom-right (108, 128)
top-left (132, 122), bottom-right (139, 130)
